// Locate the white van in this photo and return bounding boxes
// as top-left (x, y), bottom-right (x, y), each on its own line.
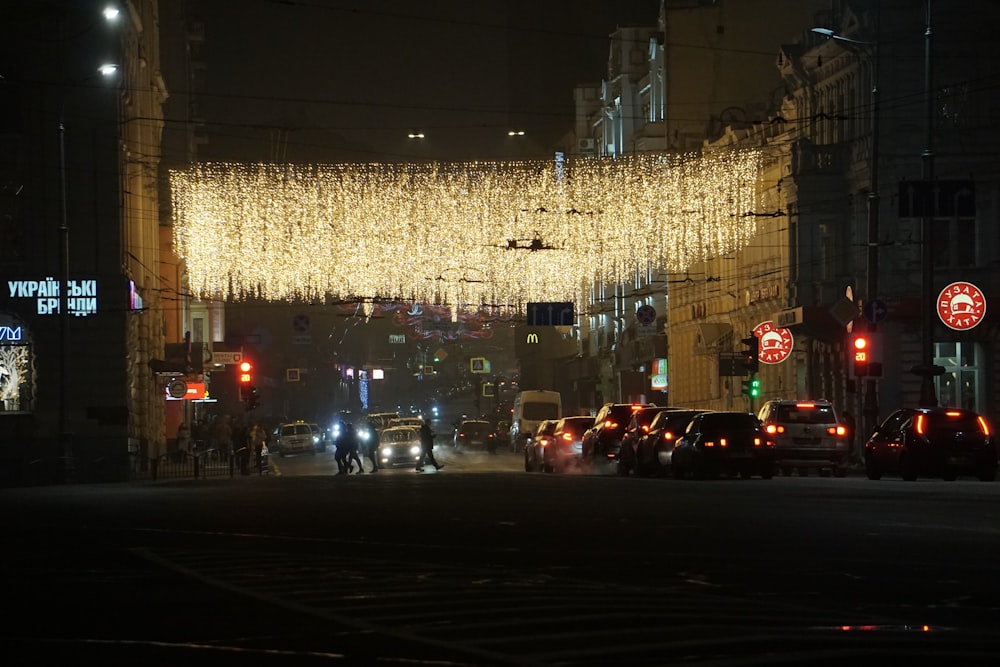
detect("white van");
top-left (509, 390), bottom-right (562, 452)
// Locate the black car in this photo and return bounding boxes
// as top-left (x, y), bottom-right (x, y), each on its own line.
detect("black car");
top-left (672, 411), bottom-right (775, 479)
top-left (581, 403), bottom-right (651, 470)
top-left (524, 419), bottom-right (558, 472)
top-left (635, 408), bottom-right (707, 476)
top-left (864, 407), bottom-right (997, 481)
top-left (453, 419), bottom-right (497, 452)
top-left (617, 406), bottom-right (671, 476)
top-left (547, 416), bottom-right (595, 473)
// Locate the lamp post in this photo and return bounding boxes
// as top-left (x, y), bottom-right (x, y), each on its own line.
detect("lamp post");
top-left (812, 13), bottom-right (880, 444)
top-left (917, 0), bottom-right (938, 407)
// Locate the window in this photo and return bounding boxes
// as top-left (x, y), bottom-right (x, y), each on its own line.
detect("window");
top-left (935, 341), bottom-right (982, 412)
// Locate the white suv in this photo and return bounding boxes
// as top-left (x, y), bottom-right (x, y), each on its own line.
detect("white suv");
top-left (756, 399), bottom-right (849, 476)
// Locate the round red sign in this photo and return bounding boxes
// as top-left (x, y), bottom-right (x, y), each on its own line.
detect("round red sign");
top-left (937, 281), bottom-right (986, 331)
top-left (753, 320), bottom-right (794, 364)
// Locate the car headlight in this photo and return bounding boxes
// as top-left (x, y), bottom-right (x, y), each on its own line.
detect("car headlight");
top-left (381, 446), bottom-right (392, 456)
top-left (410, 445), bottom-right (421, 455)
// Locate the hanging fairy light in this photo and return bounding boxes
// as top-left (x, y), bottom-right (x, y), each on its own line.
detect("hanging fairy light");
top-left (170, 151), bottom-right (762, 312)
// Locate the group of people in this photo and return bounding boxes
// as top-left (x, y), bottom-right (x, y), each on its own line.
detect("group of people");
top-left (333, 418), bottom-right (442, 474)
top-left (333, 421), bottom-right (377, 475)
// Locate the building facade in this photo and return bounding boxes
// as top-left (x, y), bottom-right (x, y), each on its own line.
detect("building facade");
top-left (0, 1), bottom-right (167, 483)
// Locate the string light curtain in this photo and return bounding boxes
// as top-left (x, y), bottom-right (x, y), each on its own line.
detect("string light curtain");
top-left (170, 151), bottom-right (762, 312)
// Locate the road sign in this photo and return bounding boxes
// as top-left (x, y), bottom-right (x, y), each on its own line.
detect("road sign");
top-left (635, 304), bottom-right (656, 325)
top-left (752, 321), bottom-right (793, 365)
top-left (211, 351), bottom-right (243, 365)
top-left (526, 301), bottom-right (574, 326)
top-left (863, 299), bottom-right (888, 324)
top-left (829, 297), bottom-right (858, 328)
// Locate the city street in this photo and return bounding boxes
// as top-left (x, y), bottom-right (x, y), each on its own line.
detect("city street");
top-left (3, 455), bottom-right (999, 665)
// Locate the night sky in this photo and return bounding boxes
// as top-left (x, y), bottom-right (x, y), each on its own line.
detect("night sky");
top-left (169, 0), bottom-right (662, 164)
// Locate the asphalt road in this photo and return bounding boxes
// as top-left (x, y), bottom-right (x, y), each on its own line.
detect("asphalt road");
top-left (3, 451), bottom-right (999, 665)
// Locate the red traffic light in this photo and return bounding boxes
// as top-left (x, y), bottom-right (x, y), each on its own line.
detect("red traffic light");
top-left (238, 360), bottom-right (253, 383)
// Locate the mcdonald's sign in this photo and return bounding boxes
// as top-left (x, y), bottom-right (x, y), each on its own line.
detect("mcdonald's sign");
top-left (526, 333), bottom-right (539, 344)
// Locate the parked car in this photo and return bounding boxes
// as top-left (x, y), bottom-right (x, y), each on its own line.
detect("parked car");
top-left (377, 425), bottom-right (423, 468)
top-left (581, 403), bottom-right (651, 470)
top-left (864, 407), bottom-right (997, 481)
top-left (756, 399), bottom-right (849, 476)
top-left (672, 411), bottom-right (775, 479)
top-left (524, 419), bottom-right (558, 472)
top-left (453, 419), bottom-right (497, 452)
top-left (547, 416), bottom-right (595, 473)
top-left (617, 406), bottom-right (671, 475)
top-left (270, 421), bottom-right (317, 457)
top-left (635, 408), bottom-right (708, 476)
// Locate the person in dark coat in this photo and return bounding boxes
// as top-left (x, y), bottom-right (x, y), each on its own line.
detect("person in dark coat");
top-left (334, 420), bottom-right (352, 475)
top-left (417, 420), bottom-right (443, 472)
top-left (365, 418), bottom-right (380, 473)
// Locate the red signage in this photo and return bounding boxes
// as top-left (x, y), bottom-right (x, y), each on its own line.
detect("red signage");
top-left (937, 281), bottom-right (986, 331)
top-left (753, 320), bottom-right (794, 364)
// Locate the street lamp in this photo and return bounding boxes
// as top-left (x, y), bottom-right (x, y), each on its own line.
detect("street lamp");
top-left (812, 14), bottom-right (880, 438)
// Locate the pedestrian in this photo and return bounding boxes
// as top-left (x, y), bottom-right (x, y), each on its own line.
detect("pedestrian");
top-left (365, 419), bottom-right (380, 473)
top-left (334, 420), bottom-right (351, 475)
top-left (416, 419), bottom-right (443, 472)
top-left (175, 421), bottom-right (191, 461)
top-left (344, 423), bottom-right (364, 473)
top-left (249, 423), bottom-right (267, 474)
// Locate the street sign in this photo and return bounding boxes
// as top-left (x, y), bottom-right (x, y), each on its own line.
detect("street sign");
top-left (863, 299), bottom-right (888, 324)
top-left (829, 297), bottom-right (858, 328)
top-left (526, 301), bottom-right (574, 326)
top-left (211, 351), bottom-right (242, 365)
top-left (635, 304), bottom-right (656, 325)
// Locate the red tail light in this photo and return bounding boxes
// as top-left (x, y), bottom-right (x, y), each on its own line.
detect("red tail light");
top-left (915, 414), bottom-right (926, 435)
top-left (720, 438), bottom-right (728, 448)
top-left (562, 433), bottom-right (573, 441)
top-left (765, 424), bottom-right (784, 435)
top-left (828, 425), bottom-right (847, 436)
top-left (662, 431), bottom-right (675, 441)
top-left (753, 437), bottom-right (762, 447)
top-left (604, 420), bottom-right (618, 429)
top-left (977, 416), bottom-right (990, 436)
top-left (704, 441), bottom-right (714, 448)
top-left (642, 424), bottom-right (650, 433)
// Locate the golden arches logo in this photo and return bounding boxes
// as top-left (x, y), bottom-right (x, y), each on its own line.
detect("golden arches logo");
top-left (526, 333), bottom-right (539, 344)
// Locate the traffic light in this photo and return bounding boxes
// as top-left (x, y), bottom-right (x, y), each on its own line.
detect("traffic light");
top-left (741, 377), bottom-right (760, 399)
top-left (852, 333), bottom-right (869, 377)
top-left (850, 333), bottom-right (882, 377)
top-left (246, 385), bottom-right (260, 410)
top-left (741, 333), bottom-right (759, 374)
top-left (238, 361), bottom-right (253, 400)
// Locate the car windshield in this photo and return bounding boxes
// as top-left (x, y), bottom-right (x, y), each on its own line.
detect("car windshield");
top-left (281, 424), bottom-right (311, 436)
top-left (923, 411), bottom-right (984, 433)
top-left (383, 428), bottom-right (418, 442)
top-left (775, 404), bottom-right (837, 424)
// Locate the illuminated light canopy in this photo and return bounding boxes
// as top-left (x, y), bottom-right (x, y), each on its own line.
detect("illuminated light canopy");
top-left (170, 152), bottom-right (762, 311)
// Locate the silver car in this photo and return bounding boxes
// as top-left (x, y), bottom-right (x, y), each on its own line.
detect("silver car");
top-left (378, 426), bottom-right (423, 468)
top-left (271, 422), bottom-right (317, 457)
top-left (756, 399), bottom-right (849, 476)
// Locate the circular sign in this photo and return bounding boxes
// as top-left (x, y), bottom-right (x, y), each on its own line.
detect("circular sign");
top-left (292, 314), bottom-right (311, 333)
top-left (863, 299), bottom-right (888, 324)
top-left (753, 320), bottom-right (794, 365)
top-left (635, 304), bottom-right (656, 325)
top-left (167, 379), bottom-right (188, 399)
top-left (937, 281), bottom-right (986, 331)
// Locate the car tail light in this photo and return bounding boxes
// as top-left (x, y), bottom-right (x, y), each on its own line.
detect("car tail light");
top-left (977, 416), bottom-right (990, 435)
top-left (765, 424), bottom-right (784, 435)
top-left (662, 431), bottom-right (675, 441)
top-left (915, 414), bottom-right (926, 435)
top-left (828, 425), bottom-right (847, 436)
top-left (719, 438), bottom-right (728, 448)
top-left (704, 441), bottom-right (715, 448)
top-left (604, 419), bottom-right (618, 429)
top-left (945, 410), bottom-right (962, 417)
top-left (562, 433), bottom-right (573, 441)
top-left (642, 424), bottom-right (650, 433)
top-left (630, 404), bottom-right (643, 412)
top-left (796, 402), bottom-right (816, 408)
top-left (753, 437), bottom-right (762, 447)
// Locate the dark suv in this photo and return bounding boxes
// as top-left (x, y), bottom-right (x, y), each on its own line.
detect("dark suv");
top-left (581, 403), bottom-right (650, 470)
